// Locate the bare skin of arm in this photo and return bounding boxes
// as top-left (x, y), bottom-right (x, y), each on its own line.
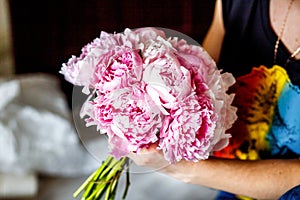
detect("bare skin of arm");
top-left (129, 145), bottom-right (300, 199)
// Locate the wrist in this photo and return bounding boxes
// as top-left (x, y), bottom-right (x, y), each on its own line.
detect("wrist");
top-left (159, 159), bottom-right (206, 184)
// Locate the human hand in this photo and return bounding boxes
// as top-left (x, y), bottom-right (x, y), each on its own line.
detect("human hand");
top-left (128, 143), bottom-right (202, 184)
top-left (128, 143), bottom-right (171, 172)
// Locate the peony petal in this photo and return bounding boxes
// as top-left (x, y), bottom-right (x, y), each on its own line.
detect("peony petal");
top-left (145, 85), bottom-right (170, 115)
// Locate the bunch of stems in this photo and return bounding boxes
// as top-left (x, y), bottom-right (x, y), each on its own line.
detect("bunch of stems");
top-left (73, 156), bottom-right (130, 200)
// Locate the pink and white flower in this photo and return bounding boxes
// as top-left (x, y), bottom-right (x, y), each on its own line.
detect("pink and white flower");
top-left (143, 55), bottom-right (192, 114)
top-left (94, 47), bottom-right (143, 93)
top-left (61, 27), bottom-right (237, 164)
top-left (159, 93), bottom-right (217, 164)
top-left (60, 31), bottom-right (132, 93)
top-left (106, 86), bottom-right (163, 158)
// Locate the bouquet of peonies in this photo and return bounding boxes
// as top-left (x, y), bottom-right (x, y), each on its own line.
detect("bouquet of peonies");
top-left (60, 27), bottom-right (237, 199)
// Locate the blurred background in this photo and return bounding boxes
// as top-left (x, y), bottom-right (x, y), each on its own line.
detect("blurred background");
top-left (8, 0), bottom-right (215, 106)
top-left (0, 0), bottom-right (218, 199)
top-left (0, 0), bottom-right (14, 75)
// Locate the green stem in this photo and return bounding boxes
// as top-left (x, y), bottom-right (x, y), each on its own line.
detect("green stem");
top-left (73, 168), bottom-right (99, 198)
top-left (93, 182), bottom-right (108, 200)
top-left (73, 156), bottom-right (113, 198)
top-left (100, 158), bottom-right (120, 179)
top-left (84, 157), bottom-right (113, 197)
top-left (85, 182), bottom-right (105, 200)
top-left (110, 172), bottom-right (120, 193)
top-left (122, 158), bottom-right (130, 200)
top-left (73, 156), bottom-right (130, 200)
top-left (106, 157), bottom-right (126, 181)
top-left (104, 181), bottom-right (113, 200)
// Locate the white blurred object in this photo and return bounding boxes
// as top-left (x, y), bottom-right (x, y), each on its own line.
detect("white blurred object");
top-left (0, 173), bottom-right (38, 198)
top-left (0, 73), bottom-right (99, 176)
top-left (0, 73), bottom-right (219, 200)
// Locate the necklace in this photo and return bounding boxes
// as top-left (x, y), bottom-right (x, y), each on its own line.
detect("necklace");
top-left (273, 0), bottom-right (300, 65)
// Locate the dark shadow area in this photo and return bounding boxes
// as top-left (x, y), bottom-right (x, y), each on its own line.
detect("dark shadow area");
top-left (8, 0), bottom-right (215, 106)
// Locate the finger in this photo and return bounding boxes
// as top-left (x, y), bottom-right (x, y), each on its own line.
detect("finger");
top-left (139, 143), bottom-right (159, 153)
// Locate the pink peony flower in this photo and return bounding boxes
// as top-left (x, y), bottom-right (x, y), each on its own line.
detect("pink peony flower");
top-left (105, 86), bottom-right (163, 158)
top-left (61, 27), bottom-right (237, 163)
top-left (132, 27), bottom-right (166, 42)
top-left (89, 91), bottom-right (114, 131)
top-left (61, 27), bottom-right (238, 200)
top-left (204, 70), bottom-right (237, 151)
top-left (170, 37), bottom-right (217, 71)
top-left (60, 31), bottom-right (132, 93)
top-left (141, 37), bottom-right (175, 64)
top-left (143, 55), bottom-right (192, 114)
top-left (124, 27), bottom-right (167, 50)
top-left (60, 54), bottom-right (96, 94)
top-left (124, 27), bottom-right (176, 64)
top-left (94, 47), bottom-right (143, 93)
top-left (159, 93), bottom-right (217, 164)
top-left (172, 37), bottom-right (237, 152)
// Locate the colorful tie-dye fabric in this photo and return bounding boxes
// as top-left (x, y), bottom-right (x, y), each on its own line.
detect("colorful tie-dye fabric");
top-left (214, 65), bottom-right (300, 199)
top-left (214, 65), bottom-right (300, 160)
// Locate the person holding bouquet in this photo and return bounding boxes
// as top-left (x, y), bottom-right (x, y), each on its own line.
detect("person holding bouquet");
top-left (129, 0), bottom-right (300, 199)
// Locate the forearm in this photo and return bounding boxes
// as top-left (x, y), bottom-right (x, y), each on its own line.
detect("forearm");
top-left (161, 158), bottom-right (300, 199)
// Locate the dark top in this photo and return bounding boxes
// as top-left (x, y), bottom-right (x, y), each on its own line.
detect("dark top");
top-left (218, 0), bottom-right (300, 86)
